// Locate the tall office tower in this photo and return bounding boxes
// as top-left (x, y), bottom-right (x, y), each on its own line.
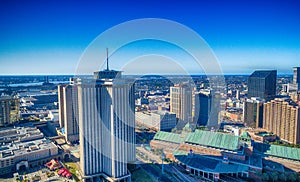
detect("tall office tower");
top-left (236, 89), bottom-right (240, 100)
top-left (78, 53), bottom-right (135, 181)
top-left (293, 67), bottom-right (300, 84)
top-left (58, 84), bottom-right (66, 128)
top-left (288, 67), bottom-right (300, 92)
top-left (170, 84), bottom-right (192, 124)
top-left (263, 98), bottom-right (300, 144)
top-left (243, 97), bottom-right (264, 128)
top-left (247, 70), bottom-right (277, 101)
top-left (58, 81), bottom-right (80, 143)
top-left (194, 90), bottom-right (220, 128)
top-left (0, 96), bottom-right (19, 127)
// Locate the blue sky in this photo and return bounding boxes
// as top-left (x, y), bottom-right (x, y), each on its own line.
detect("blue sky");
top-left (0, 0), bottom-right (299, 75)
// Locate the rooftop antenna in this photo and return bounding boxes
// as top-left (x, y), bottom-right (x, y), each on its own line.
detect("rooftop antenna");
top-left (106, 48), bottom-right (109, 71)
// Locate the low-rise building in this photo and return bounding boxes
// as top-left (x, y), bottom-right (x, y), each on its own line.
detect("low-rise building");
top-left (0, 127), bottom-right (60, 176)
top-left (136, 111), bottom-right (177, 131)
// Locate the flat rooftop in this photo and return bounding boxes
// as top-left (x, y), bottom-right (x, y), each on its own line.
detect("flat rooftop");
top-left (0, 127), bottom-right (57, 160)
top-left (174, 152), bottom-right (249, 173)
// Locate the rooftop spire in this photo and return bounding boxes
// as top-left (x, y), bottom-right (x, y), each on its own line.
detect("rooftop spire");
top-left (106, 48), bottom-right (109, 71)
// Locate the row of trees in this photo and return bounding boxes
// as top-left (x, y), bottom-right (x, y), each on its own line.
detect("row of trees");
top-left (259, 171), bottom-right (299, 182)
top-left (268, 140), bottom-right (300, 148)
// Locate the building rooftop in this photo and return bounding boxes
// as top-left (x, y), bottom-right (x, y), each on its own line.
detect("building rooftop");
top-left (153, 131), bottom-right (184, 144)
top-left (0, 126), bottom-right (56, 160)
top-left (0, 126), bottom-right (44, 143)
top-left (185, 130), bottom-right (240, 151)
top-left (174, 153), bottom-right (248, 173)
top-left (153, 129), bottom-right (240, 151)
top-left (253, 142), bottom-right (300, 161)
top-left (249, 70), bottom-right (276, 78)
top-left (0, 138), bottom-right (55, 159)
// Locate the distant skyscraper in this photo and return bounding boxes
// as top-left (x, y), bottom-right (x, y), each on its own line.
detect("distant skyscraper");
top-left (236, 90), bottom-right (240, 100)
top-left (170, 84), bottom-right (192, 124)
top-left (263, 98), bottom-right (300, 144)
top-left (78, 53), bottom-right (135, 181)
top-left (293, 67), bottom-right (300, 84)
top-left (194, 92), bottom-right (211, 126)
top-left (243, 97), bottom-right (264, 128)
top-left (58, 84), bottom-right (66, 128)
top-left (0, 96), bottom-right (19, 127)
top-left (288, 67), bottom-right (300, 92)
top-left (247, 70), bottom-right (277, 101)
top-left (194, 90), bottom-right (220, 128)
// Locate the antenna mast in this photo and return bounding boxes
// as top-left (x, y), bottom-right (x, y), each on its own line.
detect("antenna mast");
top-left (106, 48), bottom-right (109, 71)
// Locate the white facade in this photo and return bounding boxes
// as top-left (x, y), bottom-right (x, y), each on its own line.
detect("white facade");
top-left (170, 84), bottom-right (192, 123)
top-left (63, 84), bottom-right (79, 143)
top-left (58, 83), bottom-right (79, 143)
top-left (78, 78), bottom-right (135, 181)
top-left (136, 111), bottom-right (177, 131)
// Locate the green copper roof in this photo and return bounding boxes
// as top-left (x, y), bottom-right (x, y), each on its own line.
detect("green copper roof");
top-left (174, 153), bottom-right (248, 173)
top-left (153, 131), bottom-right (184, 144)
top-left (254, 143), bottom-right (300, 161)
top-left (153, 130), bottom-right (240, 151)
top-left (185, 130), bottom-right (240, 151)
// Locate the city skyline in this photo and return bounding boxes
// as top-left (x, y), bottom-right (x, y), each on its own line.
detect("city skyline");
top-left (1, 0), bottom-right (300, 75)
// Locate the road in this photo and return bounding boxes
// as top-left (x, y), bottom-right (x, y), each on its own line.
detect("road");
top-left (136, 146), bottom-right (199, 182)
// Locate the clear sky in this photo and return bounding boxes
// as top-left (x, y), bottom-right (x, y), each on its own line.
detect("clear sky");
top-left (0, 0), bottom-right (299, 75)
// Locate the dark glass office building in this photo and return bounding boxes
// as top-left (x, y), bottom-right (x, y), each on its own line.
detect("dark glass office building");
top-left (248, 70), bottom-right (277, 101)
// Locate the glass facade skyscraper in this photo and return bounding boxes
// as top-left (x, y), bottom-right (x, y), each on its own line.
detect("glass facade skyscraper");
top-left (247, 70), bottom-right (277, 101)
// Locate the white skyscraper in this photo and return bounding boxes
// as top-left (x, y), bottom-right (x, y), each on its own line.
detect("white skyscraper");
top-left (78, 53), bottom-right (135, 181)
top-left (58, 79), bottom-right (80, 143)
top-left (170, 84), bottom-right (192, 124)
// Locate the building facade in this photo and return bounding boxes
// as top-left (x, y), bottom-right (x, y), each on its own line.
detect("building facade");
top-left (194, 90), bottom-right (220, 128)
top-left (58, 80), bottom-right (79, 143)
top-left (243, 97), bottom-right (264, 128)
top-left (247, 70), bottom-right (277, 101)
top-left (288, 67), bottom-right (300, 92)
top-left (170, 84), bottom-right (192, 124)
top-left (263, 98), bottom-right (300, 144)
top-left (0, 127), bottom-right (59, 176)
top-left (0, 96), bottom-right (19, 127)
top-left (135, 110), bottom-right (177, 131)
top-left (58, 84), bottom-right (66, 128)
top-left (78, 69), bottom-right (135, 181)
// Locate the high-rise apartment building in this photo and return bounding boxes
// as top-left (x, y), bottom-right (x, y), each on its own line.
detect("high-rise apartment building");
top-left (78, 56), bottom-right (135, 181)
top-left (263, 98), bottom-right (300, 144)
top-left (0, 96), bottom-right (19, 127)
top-left (58, 84), bottom-right (66, 128)
top-left (58, 80), bottom-right (79, 143)
top-left (247, 70), bottom-right (277, 101)
top-left (293, 67), bottom-right (300, 85)
top-left (243, 97), bottom-right (264, 128)
top-left (170, 84), bottom-right (192, 124)
top-left (288, 67), bottom-right (300, 92)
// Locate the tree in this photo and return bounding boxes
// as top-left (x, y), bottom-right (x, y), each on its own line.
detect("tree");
top-left (278, 173), bottom-right (287, 182)
top-left (269, 172), bottom-right (278, 182)
top-left (261, 173), bottom-right (269, 181)
top-left (287, 172), bottom-right (297, 181)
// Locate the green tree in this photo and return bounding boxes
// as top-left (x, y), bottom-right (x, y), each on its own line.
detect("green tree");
top-left (278, 173), bottom-right (287, 182)
top-left (261, 173), bottom-right (269, 181)
top-left (269, 172), bottom-right (278, 182)
top-left (288, 172), bottom-right (297, 181)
